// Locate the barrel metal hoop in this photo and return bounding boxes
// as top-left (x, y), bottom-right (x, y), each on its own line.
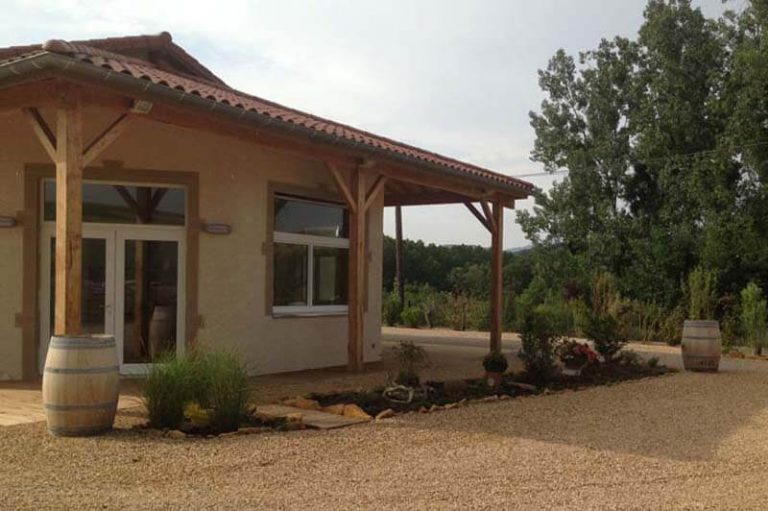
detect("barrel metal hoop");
top-left (44, 365), bottom-right (119, 374)
top-left (49, 339), bottom-right (116, 350)
top-left (43, 402), bottom-right (117, 412)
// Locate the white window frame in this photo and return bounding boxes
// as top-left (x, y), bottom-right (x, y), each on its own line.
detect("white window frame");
top-left (272, 197), bottom-right (349, 317)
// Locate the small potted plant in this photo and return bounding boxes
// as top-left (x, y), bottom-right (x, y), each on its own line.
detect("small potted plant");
top-left (482, 352), bottom-right (509, 387)
top-left (557, 339), bottom-right (597, 376)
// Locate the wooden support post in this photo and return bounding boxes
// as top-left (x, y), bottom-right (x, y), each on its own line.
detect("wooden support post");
top-left (54, 106), bottom-right (84, 336)
top-left (489, 200), bottom-right (504, 353)
top-left (347, 167), bottom-right (366, 372)
top-left (395, 205), bottom-right (405, 308)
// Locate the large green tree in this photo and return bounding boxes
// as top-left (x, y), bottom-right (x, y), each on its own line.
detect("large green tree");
top-left (520, 0), bottom-right (768, 310)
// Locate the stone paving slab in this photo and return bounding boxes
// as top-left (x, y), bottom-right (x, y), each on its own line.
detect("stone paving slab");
top-left (257, 404), bottom-right (368, 429)
top-left (0, 383), bottom-right (143, 427)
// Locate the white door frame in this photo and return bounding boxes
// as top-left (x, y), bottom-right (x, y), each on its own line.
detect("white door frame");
top-left (38, 224), bottom-right (116, 373)
top-left (39, 223), bottom-right (186, 376)
top-left (115, 227), bottom-right (186, 375)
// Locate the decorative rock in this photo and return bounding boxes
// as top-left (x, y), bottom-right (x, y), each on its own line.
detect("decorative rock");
top-left (458, 399), bottom-right (468, 407)
top-left (147, 429), bottom-right (164, 438)
top-left (322, 404), bottom-right (346, 416)
top-left (283, 397), bottom-right (322, 411)
top-left (479, 395), bottom-right (499, 403)
top-left (499, 394), bottom-right (511, 401)
top-left (219, 431), bottom-right (238, 438)
top-left (429, 404), bottom-right (442, 413)
top-left (282, 412), bottom-right (305, 431)
top-left (342, 404), bottom-right (372, 421)
top-left (165, 430), bottom-right (186, 439)
top-left (729, 349), bottom-right (746, 359)
top-left (419, 406), bottom-right (429, 413)
top-left (375, 408), bottom-right (396, 420)
top-left (443, 403), bottom-right (459, 410)
top-left (253, 411), bottom-right (278, 423)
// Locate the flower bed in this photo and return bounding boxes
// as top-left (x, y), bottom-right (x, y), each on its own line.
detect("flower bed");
top-left (308, 360), bottom-right (672, 417)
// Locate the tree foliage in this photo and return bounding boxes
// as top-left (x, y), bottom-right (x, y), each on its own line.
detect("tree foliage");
top-left (520, 0), bottom-right (768, 312)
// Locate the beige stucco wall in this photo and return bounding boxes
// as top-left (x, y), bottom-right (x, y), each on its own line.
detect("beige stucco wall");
top-left (0, 106), bottom-right (383, 378)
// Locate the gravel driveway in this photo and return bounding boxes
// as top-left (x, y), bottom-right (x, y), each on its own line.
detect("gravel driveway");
top-left (2, 333), bottom-right (767, 510)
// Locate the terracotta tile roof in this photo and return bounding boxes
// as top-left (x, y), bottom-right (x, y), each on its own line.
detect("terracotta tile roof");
top-left (0, 32), bottom-right (225, 86)
top-left (0, 34), bottom-right (533, 194)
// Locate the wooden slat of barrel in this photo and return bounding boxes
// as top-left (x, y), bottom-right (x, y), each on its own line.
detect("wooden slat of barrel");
top-left (42, 335), bottom-right (119, 436)
top-left (681, 320), bottom-right (721, 372)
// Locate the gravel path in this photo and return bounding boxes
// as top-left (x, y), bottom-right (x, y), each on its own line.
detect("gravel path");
top-left (2, 340), bottom-right (768, 509)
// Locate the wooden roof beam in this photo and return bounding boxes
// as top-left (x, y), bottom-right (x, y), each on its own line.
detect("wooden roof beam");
top-left (23, 107), bottom-right (57, 160)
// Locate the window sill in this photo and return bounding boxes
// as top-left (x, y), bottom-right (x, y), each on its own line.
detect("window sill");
top-left (271, 310), bottom-right (348, 319)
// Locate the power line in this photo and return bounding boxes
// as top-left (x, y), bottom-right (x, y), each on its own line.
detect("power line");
top-left (508, 139), bottom-right (768, 179)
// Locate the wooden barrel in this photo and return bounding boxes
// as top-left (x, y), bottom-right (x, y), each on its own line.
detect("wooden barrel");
top-left (149, 306), bottom-right (174, 359)
top-left (42, 335), bottom-right (119, 436)
top-left (681, 320), bottom-right (721, 372)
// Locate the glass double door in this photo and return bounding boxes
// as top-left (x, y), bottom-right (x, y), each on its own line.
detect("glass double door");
top-left (40, 225), bottom-right (185, 374)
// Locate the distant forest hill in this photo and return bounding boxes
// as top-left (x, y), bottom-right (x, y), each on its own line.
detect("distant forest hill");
top-left (382, 236), bottom-right (535, 298)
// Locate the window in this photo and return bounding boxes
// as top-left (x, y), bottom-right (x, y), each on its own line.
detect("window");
top-left (273, 195), bottom-right (349, 315)
top-left (44, 181), bottom-right (186, 226)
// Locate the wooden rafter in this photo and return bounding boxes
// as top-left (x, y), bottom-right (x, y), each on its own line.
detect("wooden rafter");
top-left (364, 175), bottom-right (387, 212)
top-left (83, 113), bottom-right (135, 166)
top-left (464, 202), bottom-right (493, 233)
top-left (326, 163), bottom-right (357, 213)
top-left (480, 200), bottom-right (496, 233)
top-left (150, 187), bottom-right (168, 210)
top-left (23, 107), bottom-right (57, 161)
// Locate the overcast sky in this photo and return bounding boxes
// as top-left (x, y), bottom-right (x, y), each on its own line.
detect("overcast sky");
top-left (1, 0), bottom-right (731, 248)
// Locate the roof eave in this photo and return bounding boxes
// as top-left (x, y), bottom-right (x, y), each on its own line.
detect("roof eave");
top-left (0, 52), bottom-right (532, 200)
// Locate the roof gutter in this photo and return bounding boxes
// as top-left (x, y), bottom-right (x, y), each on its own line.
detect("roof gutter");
top-left (0, 52), bottom-right (532, 198)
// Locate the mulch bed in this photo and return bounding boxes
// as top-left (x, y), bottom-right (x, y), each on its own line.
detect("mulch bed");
top-left (309, 363), bottom-right (672, 417)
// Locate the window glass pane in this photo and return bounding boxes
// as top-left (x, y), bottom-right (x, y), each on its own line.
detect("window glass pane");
top-left (273, 243), bottom-right (308, 306)
top-left (44, 181), bottom-right (185, 226)
top-left (274, 196), bottom-right (348, 238)
top-left (313, 247), bottom-right (348, 306)
top-left (49, 237), bottom-right (107, 335)
top-left (123, 240), bottom-right (179, 364)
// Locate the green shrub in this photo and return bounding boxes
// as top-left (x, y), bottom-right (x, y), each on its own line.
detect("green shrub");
top-left (392, 340), bottom-right (428, 373)
top-left (583, 311), bottom-right (627, 362)
top-left (687, 266), bottom-right (717, 320)
top-left (382, 282), bottom-right (402, 326)
top-left (469, 299), bottom-right (491, 331)
top-left (629, 300), bottom-right (663, 342)
top-left (143, 349), bottom-right (252, 433)
top-left (200, 350), bottom-right (251, 433)
top-left (400, 306), bottom-right (425, 328)
top-left (518, 309), bottom-right (561, 385)
top-left (446, 294), bottom-right (472, 331)
top-left (143, 352), bottom-right (194, 430)
top-left (720, 294), bottom-right (742, 348)
top-left (615, 349), bottom-right (643, 367)
top-left (658, 306), bottom-right (685, 345)
top-left (482, 351), bottom-right (509, 373)
top-left (741, 282), bottom-right (767, 355)
top-left (647, 356), bottom-right (660, 368)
